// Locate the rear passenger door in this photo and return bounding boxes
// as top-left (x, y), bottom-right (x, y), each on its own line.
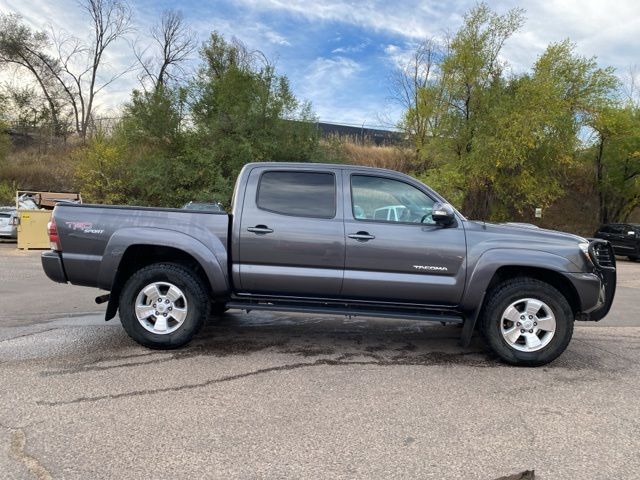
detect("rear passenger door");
top-left (237, 167), bottom-right (345, 297)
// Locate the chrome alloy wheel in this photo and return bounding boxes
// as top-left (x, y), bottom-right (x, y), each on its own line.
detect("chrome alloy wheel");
top-left (134, 282), bottom-right (188, 334)
top-left (500, 298), bottom-right (556, 352)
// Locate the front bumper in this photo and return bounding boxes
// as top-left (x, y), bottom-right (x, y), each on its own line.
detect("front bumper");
top-left (582, 240), bottom-right (617, 321)
top-left (41, 251), bottom-right (68, 284)
top-left (586, 267), bottom-right (616, 321)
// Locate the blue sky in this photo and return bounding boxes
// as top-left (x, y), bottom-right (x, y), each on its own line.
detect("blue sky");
top-left (2, 0), bottom-right (639, 126)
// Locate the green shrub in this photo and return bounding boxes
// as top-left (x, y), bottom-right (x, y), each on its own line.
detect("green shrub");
top-left (73, 133), bottom-right (130, 204)
top-left (0, 180), bottom-right (16, 205)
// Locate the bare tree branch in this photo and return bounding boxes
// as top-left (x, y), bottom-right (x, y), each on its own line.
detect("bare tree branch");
top-left (135, 9), bottom-right (196, 91)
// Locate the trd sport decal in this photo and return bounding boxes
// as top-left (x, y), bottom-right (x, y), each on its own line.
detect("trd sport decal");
top-left (65, 221), bottom-right (105, 234)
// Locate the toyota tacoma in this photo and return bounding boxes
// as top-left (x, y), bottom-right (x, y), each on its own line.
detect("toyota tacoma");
top-left (41, 163), bottom-right (616, 366)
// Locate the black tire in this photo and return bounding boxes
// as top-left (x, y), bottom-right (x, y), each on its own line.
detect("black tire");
top-left (480, 277), bottom-right (574, 367)
top-left (119, 263), bottom-right (209, 349)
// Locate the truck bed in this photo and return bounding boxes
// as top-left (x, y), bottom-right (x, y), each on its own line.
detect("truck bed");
top-left (48, 203), bottom-right (230, 289)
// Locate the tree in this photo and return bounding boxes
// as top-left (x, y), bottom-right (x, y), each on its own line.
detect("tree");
top-left (74, 131), bottom-right (130, 203)
top-left (190, 32), bottom-right (318, 195)
top-left (404, 3), bottom-right (525, 217)
top-left (590, 106), bottom-right (640, 223)
top-left (135, 9), bottom-right (196, 91)
top-left (0, 120), bottom-right (10, 167)
top-left (0, 2), bottom-right (133, 140)
top-left (53, 0), bottom-right (133, 139)
top-left (437, 3), bottom-right (525, 218)
top-left (390, 38), bottom-right (448, 160)
top-left (0, 14), bottom-right (67, 135)
top-left (464, 40), bottom-right (618, 219)
top-left (121, 87), bottom-right (187, 147)
top-left (404, 4), bottom-right (619, 221)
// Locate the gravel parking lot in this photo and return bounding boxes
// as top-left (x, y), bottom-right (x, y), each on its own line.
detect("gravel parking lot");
top-left (1, 242), bottom-right (639, 479)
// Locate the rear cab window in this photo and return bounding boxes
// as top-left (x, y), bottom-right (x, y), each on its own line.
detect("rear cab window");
top-left (257, 171), bottom-right (336, 218)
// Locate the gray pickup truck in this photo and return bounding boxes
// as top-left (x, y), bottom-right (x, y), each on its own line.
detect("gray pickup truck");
top-left (42, 162), bottom-right (616, 366)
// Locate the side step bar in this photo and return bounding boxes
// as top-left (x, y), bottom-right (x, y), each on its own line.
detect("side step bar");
top-left (225, 301), bottom-right (464, 324)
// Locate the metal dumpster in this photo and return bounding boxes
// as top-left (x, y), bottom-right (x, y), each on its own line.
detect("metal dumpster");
top-left (17, 209), bottom-right (52, 249)
top-left (14, 191), bottom-right (82, 250)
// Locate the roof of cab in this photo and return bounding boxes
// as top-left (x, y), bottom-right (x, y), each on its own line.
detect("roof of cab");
top-left (243, 161), bottom-right (403, 176)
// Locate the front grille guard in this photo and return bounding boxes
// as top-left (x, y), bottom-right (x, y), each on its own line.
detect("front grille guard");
top-left (586, 239), bottom-right (617, 321)
top-left (588, 239), bottom-right (616, 271)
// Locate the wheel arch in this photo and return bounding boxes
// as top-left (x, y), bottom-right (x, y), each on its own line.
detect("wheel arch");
top-left (459, 249), bottom-right (583, 347)
top-left (483, 266), bottom-right (581, 316)
top-left (100, 228), bottom-right (229, 320)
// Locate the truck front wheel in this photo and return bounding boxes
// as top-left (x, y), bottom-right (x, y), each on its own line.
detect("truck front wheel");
top-left (119, 263), bottom-right (209, 349)
top-left (480, 277), bottom-right (574, 366)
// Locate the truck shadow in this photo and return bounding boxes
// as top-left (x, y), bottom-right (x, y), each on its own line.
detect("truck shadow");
top-left (37, 310), bottom-right (604, 379)
top-left (187, 311), bottom-right (495, 367)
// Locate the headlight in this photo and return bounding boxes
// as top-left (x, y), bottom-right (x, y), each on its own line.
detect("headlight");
top-left (579, 242), bottom-right (594, 265)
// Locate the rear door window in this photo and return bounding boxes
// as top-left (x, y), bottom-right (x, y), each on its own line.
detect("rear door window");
top-left (257, 171), bottom-right (336, 218)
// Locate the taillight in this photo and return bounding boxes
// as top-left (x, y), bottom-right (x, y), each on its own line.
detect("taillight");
top-left (48, 218), bottom-right (61, 251)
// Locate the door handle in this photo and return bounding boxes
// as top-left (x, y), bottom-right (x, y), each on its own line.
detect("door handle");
top-left (247, 225), bottom-right (274, 234)
top-left (348, 231), bottom-right (375, 241)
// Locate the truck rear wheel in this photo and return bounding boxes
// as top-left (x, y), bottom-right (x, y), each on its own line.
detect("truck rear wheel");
top-left (480, 277), bottom-right (573, 366)
top-left (119, 263), bottom-right (209, 349)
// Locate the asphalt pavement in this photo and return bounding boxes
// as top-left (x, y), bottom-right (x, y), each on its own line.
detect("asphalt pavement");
top-left (1, 243), bottom-right (639, 479)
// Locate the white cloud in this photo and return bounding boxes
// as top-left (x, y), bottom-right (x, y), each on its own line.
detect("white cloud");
top-left (264, 29), bottom-right (290, 46)
top-left (237, 0), bottom-right (640, 74)
top-left (383, 43), bottom-right (419, 70)
top-left (236, 0), bottom-right (462, 40)
top-left (331, 41), bottom-right (369, 54)
top-left (296, 55), bottom-right (392, 124)
top-left (278, 53), bottom-right (402, 125)
top-left (303, 56), bottom-right (362, 92)
top-left (190, 15), bottom-right (292, 51)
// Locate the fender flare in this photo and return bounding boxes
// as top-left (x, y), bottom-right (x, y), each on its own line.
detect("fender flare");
top-left (98, 227), bottom-right (229, 320)
top-left (459, 248), bottom-right (581, 347)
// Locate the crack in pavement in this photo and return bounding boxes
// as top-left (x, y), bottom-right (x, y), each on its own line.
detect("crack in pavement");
top-left (9, 428), bottom-right (53, 480)
top-left (36, 351), bottom-right (489, 406)
top-left (0, 328), bottom-right (62, 344)
top-left (40, 355), bottom-right (174, 377)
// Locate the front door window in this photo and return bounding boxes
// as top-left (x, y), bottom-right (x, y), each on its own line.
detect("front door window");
top-left (351, 175), bottom-right (436, 224)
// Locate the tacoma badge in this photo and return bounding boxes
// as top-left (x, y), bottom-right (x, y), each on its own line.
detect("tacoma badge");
top-left (413, 265), bottom-right (448, 272)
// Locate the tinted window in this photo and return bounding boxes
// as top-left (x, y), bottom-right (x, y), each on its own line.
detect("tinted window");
top-left (257, 171), bottom-right (336, 218)
top-left (351, 175), bottom-right (435, 224)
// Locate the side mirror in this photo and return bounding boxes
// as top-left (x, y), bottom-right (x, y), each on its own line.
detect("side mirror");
top-left (431, 202), bottom-right (456, 226)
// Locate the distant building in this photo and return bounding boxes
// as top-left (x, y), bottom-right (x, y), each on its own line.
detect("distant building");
top-left (314, 122), bottom-right (405, 146)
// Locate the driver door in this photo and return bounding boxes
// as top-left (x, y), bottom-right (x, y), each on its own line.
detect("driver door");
top-left (341, 172), bottom-right (466, 306)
